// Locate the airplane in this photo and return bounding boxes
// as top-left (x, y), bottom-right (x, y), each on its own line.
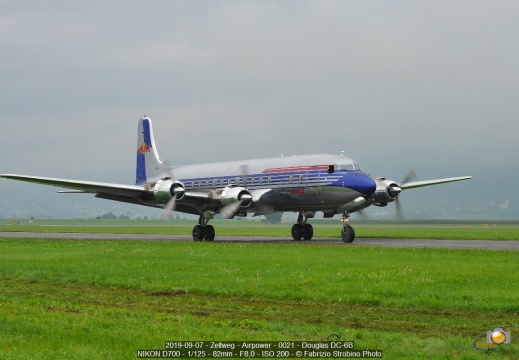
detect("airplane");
top-left (1, 116), bottom-right (472, 243)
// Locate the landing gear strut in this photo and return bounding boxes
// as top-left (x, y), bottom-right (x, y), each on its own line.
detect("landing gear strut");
top-left (291, 212), bottom-right (314, 241)
top-left (192, 213), bottom-right (215, 242)
top-left (341, 212), bottom-right (355, 243)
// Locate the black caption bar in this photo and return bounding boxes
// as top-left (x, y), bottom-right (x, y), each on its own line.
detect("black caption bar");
top-left (136, 341), bottom-right (382, 358)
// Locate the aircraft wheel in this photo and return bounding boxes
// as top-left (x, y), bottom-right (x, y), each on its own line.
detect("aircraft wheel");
top-left (341, 225), bottom-right (355, 243)
top-left (291, 224), bottom-right (303, 241)
top-left (302, 223), bottom-right (314, 240)
top-left (204, 225), bottom-right (215, 241)
top-left (192, 225), bottom-right (205, 241)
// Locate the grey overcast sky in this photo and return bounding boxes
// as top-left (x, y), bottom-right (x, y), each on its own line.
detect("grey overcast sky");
top-left (1, 1), bottom-right (517, 218)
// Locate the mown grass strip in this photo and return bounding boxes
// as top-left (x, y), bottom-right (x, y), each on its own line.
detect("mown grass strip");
top-left (0, 277), bottom-right (515, 359)
top-left (1, 238), bottom-right (518, 359)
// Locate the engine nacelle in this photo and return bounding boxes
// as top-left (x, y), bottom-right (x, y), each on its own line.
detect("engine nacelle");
top-left (221, 187), bottom-right (253, 208)
top-left (152, 179), bottom-right (185, 202)
top-left (371, 178), bottom-right (401, 206)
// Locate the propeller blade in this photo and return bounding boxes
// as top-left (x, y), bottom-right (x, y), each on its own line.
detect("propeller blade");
top-left (220, 200), bottom-right (243, 219)
top-left (395, 169), bottom-right (416, 219)
top-left (395, 197), bottom-right (404, 219)
top-left (240, 164), bottom-right (249, 187)
top-left (357, 209), bottom-right (369, 220)
top-left (400, 169), bottom-right (417, 186)
top-left (161, 163), bottom-right (177, 220)
top-left (160, 194), bottom-right (177, 220)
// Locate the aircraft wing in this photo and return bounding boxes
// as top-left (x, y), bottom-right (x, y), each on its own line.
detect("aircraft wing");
top-left (0, 174), bottom-right (226, 213)
top-left (0, 174), bottom-right (145, 197)
top-left (400, 176), bottom-right (472, 190)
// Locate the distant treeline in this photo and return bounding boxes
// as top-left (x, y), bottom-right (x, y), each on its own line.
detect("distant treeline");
top-left (95, 212), bottom-right (130, 220)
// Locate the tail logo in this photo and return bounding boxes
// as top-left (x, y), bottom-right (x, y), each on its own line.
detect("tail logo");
top-left (138, 143), bottom-right (151, 154)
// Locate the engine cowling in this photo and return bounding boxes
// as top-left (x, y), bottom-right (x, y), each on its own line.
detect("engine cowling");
top-left (152, 179), bottom-right (185, 202)
top-left (371, 178), bottom-right (402, 206)
top-left (220, 187), bottom-right (253, 208)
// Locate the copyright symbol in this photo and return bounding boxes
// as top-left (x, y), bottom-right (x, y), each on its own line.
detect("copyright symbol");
top-left (296, 351), bottom-right (302, 357)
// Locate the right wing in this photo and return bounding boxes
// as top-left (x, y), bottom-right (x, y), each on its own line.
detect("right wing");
top-left (0, 174), bottom-right (145, 197)
top-left (0, 174), bottom-right (237, 214)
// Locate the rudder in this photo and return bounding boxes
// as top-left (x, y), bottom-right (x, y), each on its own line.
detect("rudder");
top-left (136, 116), bottom-right (169, 185)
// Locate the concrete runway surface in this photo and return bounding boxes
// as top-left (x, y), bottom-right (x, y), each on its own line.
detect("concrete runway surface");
top-left (1, 232), bottom-right (518, 250)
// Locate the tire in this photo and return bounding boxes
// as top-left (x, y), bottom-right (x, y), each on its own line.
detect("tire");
top-left (302, 223), bottom-right (314, 240)
top-left (204, 225), bottom-right (215, 241)
top-left (291, 224), bottom-right (303, 240)
top-left (192, 225), bottom-right (205, 241)
top-left (341, 225), bottom-right (355, 243)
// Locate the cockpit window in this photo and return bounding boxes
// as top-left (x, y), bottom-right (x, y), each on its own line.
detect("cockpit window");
top-left (337, 162), bottom-right (361, 171)
top-left (338, 163), bottom-right (354, 170)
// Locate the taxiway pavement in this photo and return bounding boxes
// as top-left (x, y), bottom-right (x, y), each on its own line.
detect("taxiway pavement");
top-left (1, 232), bottom-right (518, 250)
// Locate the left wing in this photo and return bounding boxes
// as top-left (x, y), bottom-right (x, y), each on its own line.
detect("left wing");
top-left (400, 176), bottom-right (472, 190)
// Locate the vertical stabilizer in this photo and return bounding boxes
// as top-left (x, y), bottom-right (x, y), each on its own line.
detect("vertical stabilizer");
top-left (136, 116), bottom-right (169, 185)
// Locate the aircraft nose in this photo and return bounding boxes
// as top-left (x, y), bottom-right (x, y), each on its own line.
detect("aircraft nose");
top-left (348, 172), bottom-right (376, 195)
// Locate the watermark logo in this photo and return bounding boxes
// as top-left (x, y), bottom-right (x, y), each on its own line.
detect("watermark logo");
top-left (473, 325), bottom-right (519, 350)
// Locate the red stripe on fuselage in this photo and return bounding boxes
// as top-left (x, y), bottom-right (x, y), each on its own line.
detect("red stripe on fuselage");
top-left (262, 165), bottom-right (329, 174)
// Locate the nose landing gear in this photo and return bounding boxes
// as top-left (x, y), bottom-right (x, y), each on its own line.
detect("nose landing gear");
top-left (341, 212), bottom-right (355, 243)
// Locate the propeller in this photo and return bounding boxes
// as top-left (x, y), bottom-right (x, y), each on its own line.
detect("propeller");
top-left (395, 169), bottom-right (416, 218)
top-left (219, 164), bottom-right (252, 219)
top-left (160, 166), bottom-right (178, 220)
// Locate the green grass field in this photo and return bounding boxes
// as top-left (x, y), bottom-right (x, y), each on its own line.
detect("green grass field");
top-left (1, 233), bottom-right (518, 359)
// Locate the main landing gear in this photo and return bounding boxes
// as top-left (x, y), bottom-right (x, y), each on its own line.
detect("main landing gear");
top-left (291, 212), bottom-right (356, 243)
top-left (291, 212), bottom-right (314, 241)
top-left (192, 210), bottom-right (355, 243)
top-left (192, 213), bottom-right (215, 241)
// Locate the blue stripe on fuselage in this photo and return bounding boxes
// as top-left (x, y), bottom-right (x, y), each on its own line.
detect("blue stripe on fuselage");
top-left (178, 170), bottom-right (376, 195)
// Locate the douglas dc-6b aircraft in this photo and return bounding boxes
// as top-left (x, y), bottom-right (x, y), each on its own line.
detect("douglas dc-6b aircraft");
top-left (1, 117), bottom-right (471, 242)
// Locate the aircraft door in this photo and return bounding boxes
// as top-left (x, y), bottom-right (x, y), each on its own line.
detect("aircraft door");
top-left (306, 166), bottom-right (321, 190)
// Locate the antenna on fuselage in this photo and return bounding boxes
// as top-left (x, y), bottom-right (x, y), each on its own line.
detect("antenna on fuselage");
top-left (335, 150), bottom-right (345, 157)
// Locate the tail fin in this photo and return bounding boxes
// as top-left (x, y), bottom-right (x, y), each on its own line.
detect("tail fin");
top-left (135, 116), bottom-right (170, 185)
